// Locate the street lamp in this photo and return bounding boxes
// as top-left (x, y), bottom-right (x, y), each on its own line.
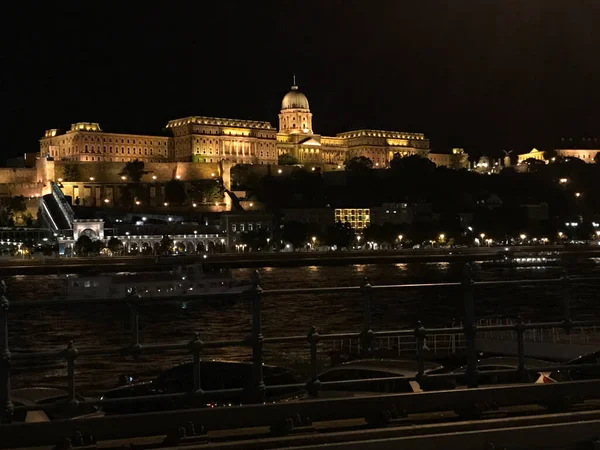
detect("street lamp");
top-left (520, 233), bottom-right (527, 240)
top-left (163, 202), bottom-right (168, 207)
top-left (192, 203), bottom-right (197, 207)
top-left (104, 199), bottom-right (110, 204)
top-left (312, 236), bottom-right (317, 243)
top-left (277, 169), bottom-right (282, 174)
top-left (439, 233), bottom-right (445, 241)
top-left (135, 201), bottom-right (141, 206)
top-left (89, 177), bottom-right (95, 181)
top-left (121, 176), bottom-right (126, 181)
top-left (575, 192), bottom-right (581, 198)
top-left (480, 233), bottom-right (485, 240)
top-left (559, 178), bottom-right (568, 184)
top-left (152, 175), bottom-right (157, 180)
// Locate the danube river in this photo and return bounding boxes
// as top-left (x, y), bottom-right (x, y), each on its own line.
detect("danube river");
top-left (7, 260), bottom-right (600, 394)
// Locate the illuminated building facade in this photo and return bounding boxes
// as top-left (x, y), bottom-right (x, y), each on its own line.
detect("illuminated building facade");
top-left (40, 123), bottom-right (171, 163)
top-left (335, 208), bottom-right (371, 230)
top-left (39, 80), bottom-right (457, 169)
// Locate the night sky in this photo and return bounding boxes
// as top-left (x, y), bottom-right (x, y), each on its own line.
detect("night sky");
top-left (4, 1), bottom-right (600, 161)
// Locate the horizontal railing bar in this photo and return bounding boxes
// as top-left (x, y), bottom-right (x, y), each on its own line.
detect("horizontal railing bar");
top-left (3, 380), bottom-right (600, 449)
top-left (9, 276), bottom-right (600, 308)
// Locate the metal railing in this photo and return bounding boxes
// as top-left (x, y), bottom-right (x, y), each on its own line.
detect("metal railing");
top-left (2, 266), bottom-right (600, 447)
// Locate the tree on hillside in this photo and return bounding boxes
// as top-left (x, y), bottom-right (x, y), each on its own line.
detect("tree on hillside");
top-left (278, 153), bottom-right (299, 166)
top-left (522, 158), bottom-right (546, 172)
top-left (595, 153), bottom-right (600, 164)
top-left (189, 180), bottom-right (224, 204)
top-left (389, 153), bottom-right (436, 174)
top-left (345, 156), bottom-right (373, 172)
top-left (164, 179), bottom-right (187, 205)
top-left (543, 149), bottom-right (558, 161)
top-left (119, 159), bottom-right (149, 183)
top-left (281, 221), bottom-right (310, 249)
top-left (325, 222), bottom-right (355, 249)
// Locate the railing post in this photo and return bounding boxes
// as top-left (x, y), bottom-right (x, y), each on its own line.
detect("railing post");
top-left (462, 264), bottom-right (478, 388)
top-left (250, 270), bottom-right (265, 402)
top-left (127, 288), bottom-right (142, 352)
top-left (561, 271), bottom-right (573, 335)
top-left (0, 281), bottom-right (13, 424)
top-left (359, 277), bottom-right (374, 356)
top-left (414, 321), bottom-right (427, 387)
top-left (515, 316), bottom-right (527, 381)
top-left (188, 333), bottom-right (203, 395)
top-left (62, 341), bottom-right (79, 408)
top-left (307, 326), bottom-right (321, 398)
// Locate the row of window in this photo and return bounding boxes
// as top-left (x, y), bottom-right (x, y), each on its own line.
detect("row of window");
top-left (231, 223), bottom-right (263, 232)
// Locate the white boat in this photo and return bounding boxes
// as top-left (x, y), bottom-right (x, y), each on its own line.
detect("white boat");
top-left (62, 265), bottom-right (252, 300)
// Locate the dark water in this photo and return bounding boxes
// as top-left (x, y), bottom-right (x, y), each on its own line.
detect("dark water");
top-left (7, 260), bottom-right (600, 394)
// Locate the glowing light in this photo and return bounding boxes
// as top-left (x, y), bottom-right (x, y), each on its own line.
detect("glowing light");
top-left (164, 202), bottom-right (168, 206)
top-left (558, 232), bottom-right (564, 237)
top-left (398, 234), bottom-right (403, 241)
top-left (311, 167), bottom-right (315, 171)
top-left (121, 176), bottom-right (126, 180)
top-left (142, 217), bottom-right (147, 221)
top-left (211, 173), bottom-right (215, 177)
top-left (520, 234), bottom-right (527, 240)
top-left (559, 178), bottom-right (568, 184)
top-left (135, 201), bottom-right (141, 205)
top-left (89, 177), bottom-right (95, 181)
top-left (439, 234), bottom-right (445, 240)
top-left (104, 199), bottom-right (110, 203)
top-left (57, 178), bottom-right (63, 182)
top-left (311, 236), bottom-right (317, 243)
top-left (152, 175), bottom-right (157, 180)
top-left (175, 175), bottom-right (181, 179)
top-left (575, 192), bottom-right (581, 198)
top-left (277, 169), bottom-right (282, 174)
top-left (249, 202), bottom-right (253, 207)
top-left (192, 203), bottom-right (197, 207)
top-left (480, 233), bottom-right (485, 239)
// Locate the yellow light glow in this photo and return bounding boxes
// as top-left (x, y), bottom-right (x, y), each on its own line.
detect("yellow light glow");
top-left (57, 178), bottom-right (63, 182)
top-left (520, 234), bottom-right (527, 240)
top-left (164, 202), bottom-right (168, 206)
top-left (192, 203), bottom-right (197, 207)
top-left (575, 192), bottom-right (581, 198)
top-left (277, 169), bottom-right (282, 174)
top-left (121, 176), bottom-right (126, 180)
top-left (152, 175), bottom-right (157, 180)
top-left (104, 199), bottom-right (109, 203)
top-left (176, 175), bottom-right (181, 179)
top-left (89, 177), bottom-right (95, 181)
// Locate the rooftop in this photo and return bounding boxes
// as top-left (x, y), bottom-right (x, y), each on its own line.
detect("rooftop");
top-left (166, 116), bottom-right (274, 130)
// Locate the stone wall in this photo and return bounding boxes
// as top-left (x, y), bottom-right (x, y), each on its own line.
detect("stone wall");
top-left (0, 168), bottom-right (37, 184)
top-left (50, 161), bottom-right (221, 183)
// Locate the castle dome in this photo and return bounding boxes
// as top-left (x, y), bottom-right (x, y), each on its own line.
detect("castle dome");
top-left (281, 82), bottom-right (309, 110)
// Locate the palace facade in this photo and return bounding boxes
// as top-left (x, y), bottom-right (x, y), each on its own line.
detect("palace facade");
top-left (40, 80), bottom-right (460, 168)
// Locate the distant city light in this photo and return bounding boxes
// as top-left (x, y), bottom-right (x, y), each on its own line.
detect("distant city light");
top-left (121, 176), bottom-right (126, 180)
top-left (468, 226), bottom-right (473, 231)
top-left (575, 192), bottom-right (581, 198)
top-left (311, 167), bottom-right (316, 171)
top-left (89, 177), bottom-right (95, 181)
top-left (175, 175), bottom-right (181, 179)
top-left (520, 234), bottom-right (527, 240)
top-left (397, 234), bottom-right (403, 241)
top-left (164, 202), bottom-right (168, 206)
top-left (312, 236), bottom-right (317, 243)
top-left (57, 178), bottom-right (63, 182)
top-left (135, 201), bottom-right (141, 205)
top-left (439, 233), bottom-right (445, 240)
top-left (192, 203), bottom-right (197, 207)
top-left (211, 173), bottom-right (215, 177)
top-left (249, 202), bottom-right (253, 207)
top-left (337, 165), bottom-right (341, 169)
top-left (152, 175), bottom-right (157, 180)
top-left (168, 217), bottom-right (172, 222)
top-left (104, 199), bottom-right (110, 203)
top-left (277, 169), bottom-right (282, 174)
top-left (142, 217), bottom-right (147, 221)
top-left (286, 244), bottom-right (290, 249)
top-left (480, 233), bottom-right (485, 239)
top-left (559, 178), bottom-right (568, 184)
top-left (558, 232), bottom-right (564, 237)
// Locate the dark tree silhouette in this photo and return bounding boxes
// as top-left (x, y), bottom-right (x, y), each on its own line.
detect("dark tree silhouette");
top-left (119, 159), bottom-right (149, 183)
top-left (278, 153), bottom-right (299, 166)
top-left (345, 156), bottom-right (373, 172)
top-left (164, 179), bottom-right (187, 205)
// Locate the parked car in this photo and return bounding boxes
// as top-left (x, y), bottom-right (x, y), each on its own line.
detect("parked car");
top-left (11, 387), bottom-right (102, 423)
top-left (317, 359), bottom-right (446, 398)
top-left (449, 357), bottom-right (559, 388)
top-left (549, 351), bottom-right (600, 382)
top-left (101, 360), bottom-right (304, 414)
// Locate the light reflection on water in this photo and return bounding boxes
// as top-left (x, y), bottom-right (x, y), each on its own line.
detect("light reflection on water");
top-left (7, 260), bottom-right (600, 393)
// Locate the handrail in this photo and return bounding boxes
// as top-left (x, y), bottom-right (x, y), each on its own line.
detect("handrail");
top-left (2, 265), bottom-right (600, 445)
